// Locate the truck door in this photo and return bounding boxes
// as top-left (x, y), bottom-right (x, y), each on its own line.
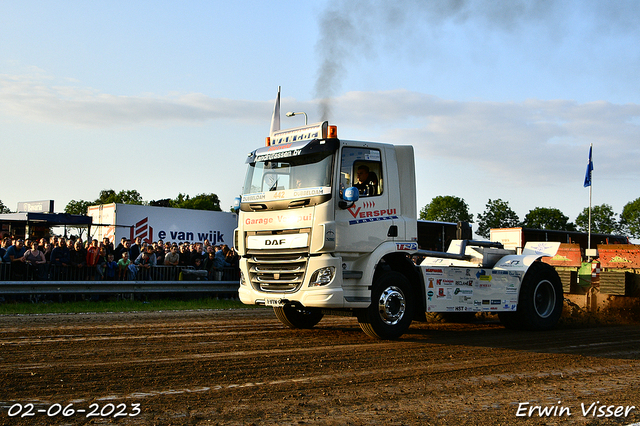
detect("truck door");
top-left (335, 146), bottom-right (394, 253)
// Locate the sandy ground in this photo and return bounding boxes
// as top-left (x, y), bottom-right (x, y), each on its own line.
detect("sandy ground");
top-left (1, 308), bottom-right (640, 425)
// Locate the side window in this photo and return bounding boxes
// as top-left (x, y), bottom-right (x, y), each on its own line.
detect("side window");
top-left (340, 147), bottom-right (383, 197)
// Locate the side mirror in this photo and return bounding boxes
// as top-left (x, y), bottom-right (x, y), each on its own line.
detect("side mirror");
top-left (338, 187), bottom-right (359, 209)
top-left (232, 197), bottom-right (241, 212)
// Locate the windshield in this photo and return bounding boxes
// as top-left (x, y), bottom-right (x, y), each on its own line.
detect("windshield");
top-left (242, 150), bottom-right (334, 205)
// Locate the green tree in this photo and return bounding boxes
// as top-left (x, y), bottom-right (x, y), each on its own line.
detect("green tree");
top-left (575, 204), bottom-right (622, 235)
top-left (522, 207), bottom-right (575, 231)
top-left (621, 197), bottom-right (640, 239)
top-left (0, 200), bottom-right (10, 214)
top-left (95, 189), bottom-right (144, 205)
top-left (476, 199), bottom-right (520, 239)
top-left (64, 199), bottom-right (92, 216)
top-left (172, 193), bottom-right (222, 211)
top-left (419, 196), bottom-right (473, 223)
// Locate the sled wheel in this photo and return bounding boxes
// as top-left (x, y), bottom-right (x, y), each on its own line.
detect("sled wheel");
top-left (502, 261), bottom-right (563, 330)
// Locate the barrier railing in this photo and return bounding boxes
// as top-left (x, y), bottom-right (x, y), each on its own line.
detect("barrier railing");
top-left (0, 262), bottom-right (240, 296)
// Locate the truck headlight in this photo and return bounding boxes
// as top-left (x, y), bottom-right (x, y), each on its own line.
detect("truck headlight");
top-left (240, 271), bottom-right (247, 286)
top-left (309, 266), bottom-right (335, 287)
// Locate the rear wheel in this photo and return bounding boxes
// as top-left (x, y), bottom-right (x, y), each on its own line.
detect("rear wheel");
top-left (273, 304), bottom-right (323, 329)
top-left (500, 261), bottom-right (563, 330)
top-left (357, 271), bottom-right (414, 339)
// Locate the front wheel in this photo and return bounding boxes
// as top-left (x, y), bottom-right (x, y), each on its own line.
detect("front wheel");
top-left (273, 304), bottom-right (323, 329)
top-left (357, 271), bottom-right (415, 339)
top-left (501, 261), bottom-right (563, 330)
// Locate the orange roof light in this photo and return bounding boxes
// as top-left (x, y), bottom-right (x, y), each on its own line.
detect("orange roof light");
top-left (265, 137), bottom-right (271, 146)
top-left (328, 125), bottom-right (337, 139)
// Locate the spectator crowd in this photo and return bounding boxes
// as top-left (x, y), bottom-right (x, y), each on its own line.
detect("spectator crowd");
top-left (0, 235), bottom-right (239, 281)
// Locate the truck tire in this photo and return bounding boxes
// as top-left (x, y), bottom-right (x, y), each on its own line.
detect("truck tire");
top-left (500, 261), bottom-right (563, 330)
top-left (273, 304), bottom-right (323, 329)
top-left (357, 271), bottom-right (414, 339)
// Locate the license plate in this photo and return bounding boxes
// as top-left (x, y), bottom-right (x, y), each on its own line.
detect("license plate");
top-left (265, 299), bottom-right (285, 307)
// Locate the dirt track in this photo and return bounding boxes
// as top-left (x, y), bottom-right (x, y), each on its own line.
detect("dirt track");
top-left (1, 308), bottom-right (640, 425)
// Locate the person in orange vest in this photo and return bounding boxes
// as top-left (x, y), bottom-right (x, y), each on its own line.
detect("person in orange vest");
top-left (86, 239), bottom-right (101, 277)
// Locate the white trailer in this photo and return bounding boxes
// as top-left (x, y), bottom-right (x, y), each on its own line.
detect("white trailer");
top-left (87, 203), bottom-right (237, 246)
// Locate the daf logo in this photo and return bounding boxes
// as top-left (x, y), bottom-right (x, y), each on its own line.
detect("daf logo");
top-left (265, 239), bottom-right (286, 246)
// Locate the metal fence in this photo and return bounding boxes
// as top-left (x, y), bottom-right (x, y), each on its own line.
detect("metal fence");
top-left (0, 262), bottom-right (240, 296)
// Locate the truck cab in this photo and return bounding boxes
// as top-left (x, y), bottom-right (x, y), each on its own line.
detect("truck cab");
top-left (236, 123), bottom-right (420, 324)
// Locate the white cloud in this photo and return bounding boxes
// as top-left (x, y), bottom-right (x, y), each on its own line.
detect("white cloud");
top-left (0, 73), bottom-right (272, 127)
top-left (327, 90), bottom-right (640, 186)
top-left (2, 74), bottom-right (638, 199)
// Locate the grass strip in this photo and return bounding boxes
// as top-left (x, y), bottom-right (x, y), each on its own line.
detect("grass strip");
top-left (0, 297), bottom-right (267, 315)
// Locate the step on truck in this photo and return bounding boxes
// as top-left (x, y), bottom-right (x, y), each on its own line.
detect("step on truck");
top-left (234, 120), bottom-right (564, 339)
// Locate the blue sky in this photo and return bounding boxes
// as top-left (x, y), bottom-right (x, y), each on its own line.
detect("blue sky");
top-left (1, 0), bottom-right (639, 234)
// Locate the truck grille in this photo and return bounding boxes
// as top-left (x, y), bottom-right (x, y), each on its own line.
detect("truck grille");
top-left (247, 252), bottom-right (308, 292)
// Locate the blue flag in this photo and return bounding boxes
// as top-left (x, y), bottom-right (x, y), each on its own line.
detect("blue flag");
top-left (584, 145), bottom-right (593, 187)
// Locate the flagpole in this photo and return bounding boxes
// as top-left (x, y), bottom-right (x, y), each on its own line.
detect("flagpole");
top-left (587, 143), bottom-right (593, 252)
top-left (588, 170), bottom-right (592, 251)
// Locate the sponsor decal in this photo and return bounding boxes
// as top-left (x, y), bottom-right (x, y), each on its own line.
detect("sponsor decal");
top-left (325, 229), bottom-right (335, 242)
top-left (454, 288), bottom-right (473, 295)
top-left (131, 217), bottom-right (153, 243)
top-left (255, 149), bottom-right (302, 162)
top-left (134, 217), bottom-right (226, 244)
top-left (347, 202), bottom-right (398, 225)
top-left (244, 214), bottom-right (312, 226)
top-left (242, 193), bottom-right (266, 202)
top-left (396, 242), bottom-right (418, 251)
top-left (424, 268), bottom-right (444, 275)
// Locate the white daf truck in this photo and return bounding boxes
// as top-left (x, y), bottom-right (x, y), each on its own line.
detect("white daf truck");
top-left (235, 121), bottom-right (563, 339)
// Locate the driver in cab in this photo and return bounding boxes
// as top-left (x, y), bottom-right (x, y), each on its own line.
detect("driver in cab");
top-left (354, 165), bottom-right (378, 196)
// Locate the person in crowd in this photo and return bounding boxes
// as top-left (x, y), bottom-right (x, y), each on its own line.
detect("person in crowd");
top-left (117, 251), bottom-right (132, 280)
top-left (50, 237), bottom-right (71, 278)
top-left (70, 240), bottom-right (87, 279)
top-left (51, 237), bottom-right (70, 266)
top-left (193, 257), bottom-right (204, 271)
top-left (164, 244), bottom-right (180, 266)
top-left (102, 237), bottom-right (114, 256)
top-left (155, 242), bottom-right (165, 266)
top-left (22, 240), bottom-right (46, 280)
top-left (0, 236), bottom-right (12, 261)
top-left (43, 241), bottom-right (53, 263)
top-left (213, 245), bottom-right (231, 281)
top-left (113, 237), bottom-right (127, 260)
top-left (203, 250), bottom-right (218, 280)
top-left (86, 239), bottom-right (100, 273)
top-left (178, 243), bottom-right (190, 266)
top-left (103, 254), bottom-right (118, 280)
top-left (95, 247), bottom-right (108, 279)
top-left (131, 246), bottom-right (156, 280)
top-left (189, 243), bottom-right (204, 266)
top-left (130, 236), bottom-right (142, 263)
top-left (4, 239), bottom-right (27, 279)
